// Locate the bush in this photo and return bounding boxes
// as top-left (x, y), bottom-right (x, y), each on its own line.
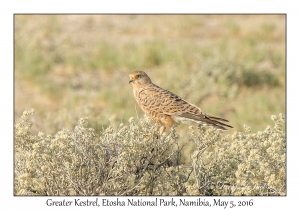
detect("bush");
top-left (14, 109), bottom-right (286, 196)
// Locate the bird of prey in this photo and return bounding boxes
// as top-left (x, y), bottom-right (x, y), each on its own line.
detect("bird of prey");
top-left (129, 71), bottom-right (233, 132)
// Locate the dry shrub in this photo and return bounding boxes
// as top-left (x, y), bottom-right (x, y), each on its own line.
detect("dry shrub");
top-left (188, 114), bottom-right (286, 196)
top-left (14, 110), bottom-right (285, 196)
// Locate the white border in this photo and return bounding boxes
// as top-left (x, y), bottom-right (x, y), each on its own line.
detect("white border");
top-left (2, 1), bottom-right (298, 209)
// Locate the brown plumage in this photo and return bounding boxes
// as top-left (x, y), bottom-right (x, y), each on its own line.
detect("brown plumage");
top-left (129, 71), bottom-right (233, 132)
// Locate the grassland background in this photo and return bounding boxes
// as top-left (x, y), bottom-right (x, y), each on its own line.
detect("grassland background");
top-left (14, 15), bottom-right (285, 161)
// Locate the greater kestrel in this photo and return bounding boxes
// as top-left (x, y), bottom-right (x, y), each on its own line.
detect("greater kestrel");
top-left (129, 71), bottom-right (233, 132)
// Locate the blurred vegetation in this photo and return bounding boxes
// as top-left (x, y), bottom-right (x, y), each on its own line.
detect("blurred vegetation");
top-left (14, 15), bottom-right (285, 163)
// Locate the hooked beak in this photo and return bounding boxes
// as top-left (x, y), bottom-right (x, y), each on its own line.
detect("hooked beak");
top-left (129, 79), bottom-right (133, 84)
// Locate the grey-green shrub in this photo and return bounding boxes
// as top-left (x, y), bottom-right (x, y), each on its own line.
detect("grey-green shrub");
top-left (14, 109), bottom-right (286, 196)
top-left (188, 114), bottom-right (286, 196)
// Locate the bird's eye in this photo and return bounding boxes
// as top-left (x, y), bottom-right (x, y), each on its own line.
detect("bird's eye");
top-left (136, 75), bottom-right (140, 79)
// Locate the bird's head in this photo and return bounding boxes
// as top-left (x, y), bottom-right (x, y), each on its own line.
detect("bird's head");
top-left (129, 71), bottom-right (152, 88)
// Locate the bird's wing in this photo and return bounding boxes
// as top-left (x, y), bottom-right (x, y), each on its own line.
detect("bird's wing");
top-left (137, 84), bottom-right (200, 116)
top-left (138, 84), bottom-right (233, 130)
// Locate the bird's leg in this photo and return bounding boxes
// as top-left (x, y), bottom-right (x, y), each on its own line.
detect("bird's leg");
top-left (154, 116), bottom-right (174, 138)
top-left (154, 125), bottom-right (164, 139)
top-left (154, 126), bottom-right (160, 139)
top-left (159, 116), bottom-right (174, 133)
top-left (159, 126), bottom-right (165, 135)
